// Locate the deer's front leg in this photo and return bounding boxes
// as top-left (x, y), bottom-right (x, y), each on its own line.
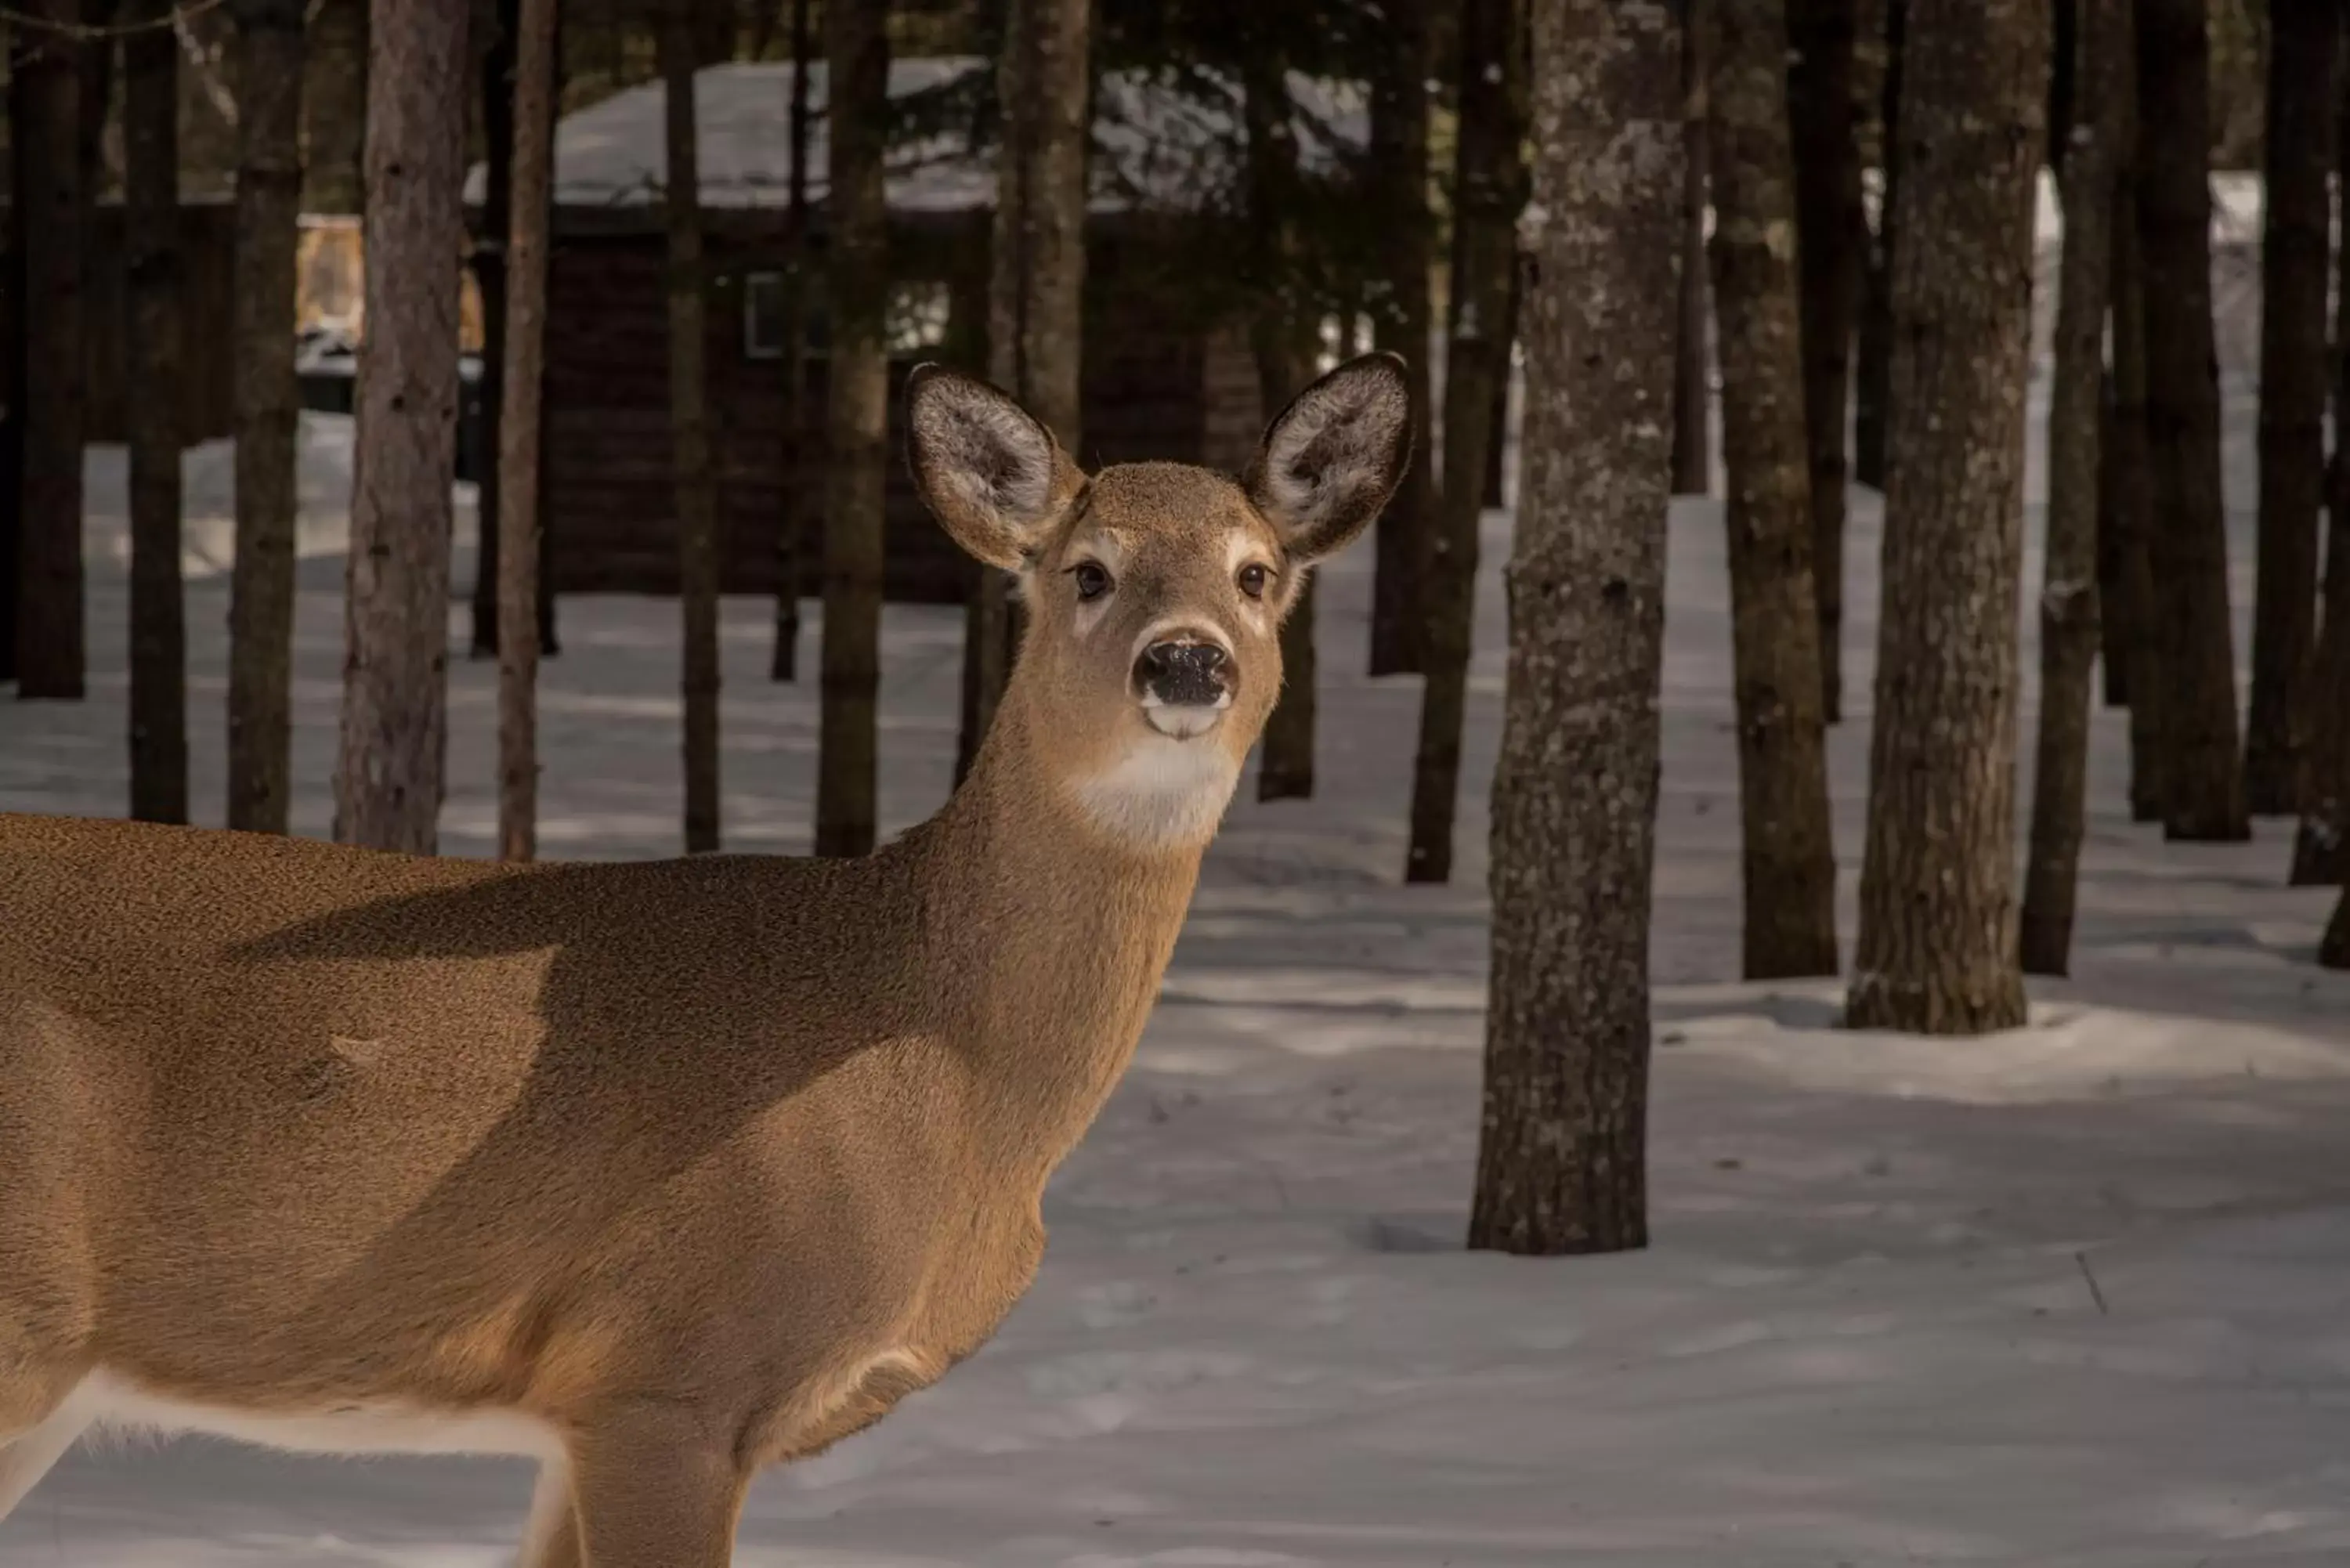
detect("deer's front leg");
top-left (515, 1455), bottom-right (579, 1568)
top-left (564, 1410), bottom-right (747, 1568)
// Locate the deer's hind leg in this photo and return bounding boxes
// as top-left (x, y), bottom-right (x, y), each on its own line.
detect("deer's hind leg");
top-left (515, 1455), bottom-right (580, 1568)
top-left (0, 1379), bottom-right (92, 1522)
top-left (564, 1410), bottom-right (747, 1568)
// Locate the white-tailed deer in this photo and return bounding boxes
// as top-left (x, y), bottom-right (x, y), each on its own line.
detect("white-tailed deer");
top-left (0, 353), bottom-right (1409, 1564)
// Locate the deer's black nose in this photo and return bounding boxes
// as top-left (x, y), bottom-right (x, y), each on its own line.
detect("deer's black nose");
top-left (1136, 640), bottom-right (1231, 706)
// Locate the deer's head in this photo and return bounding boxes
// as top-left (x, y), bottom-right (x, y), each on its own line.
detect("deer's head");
top-left (908, 352), bottom-right (1412, 851)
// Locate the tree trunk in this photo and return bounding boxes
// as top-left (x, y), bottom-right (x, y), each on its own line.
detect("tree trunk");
top-left (769, 0), bottom-right (812, 683)
top-left (497, 0), bottom-right (556, 863)
top-left (1470, 0), bottom-right (1678, 1257)
top-left (1844, 0), bottom-right (2040, 1036)
top-left (1405, 0), bottom-right (1524, 880)
top-left (814, 0), bottom-right (888, 858)
top-left (1246, 52), bottom-right (1321, 804)
top-left (334, 0), bottom-right (468, 853)
top-left (2019, 0), bottom-right (2120, 979)
top-left (0, 27), bottom-right (23, 690)
top-left (1480, 261), bottom-right (1517, 509)
top-left (2108, 54), bottom-right (2164, 825)
top-left (1704, 0), bottom-right (1839, 979)
top-left (226, 0), bottom-right (306, 832)
top-left (2291, 508), bottom-right (2350, 885)
top-left (959, 0), bottom-right (1089, 782)
top-left (302, 0), bottom-right (367, 213)
top-left (1367, 0), bottom-right (1437, 674)
top-left (2135, 0), bottom-right (2247, 843)
top-left (1851, 0), bottom-right (1901, 492)
top-left (1788, 0), bottom-right (1862, 724)
top-left (472, 0), bottom-right (516, 659)
top-left (2095, 367), bottom-right (2125, 706)
top-left (16, 0), bottom-right (87, 699)
top-left (125, 0), bottom-right (187, 821)
top-left (659, 2), bottom-right (721, 854)
top-left (2243, 2), bottom-right (2337, 815)
top-left (1670, 0), bottom-right (1712, 498)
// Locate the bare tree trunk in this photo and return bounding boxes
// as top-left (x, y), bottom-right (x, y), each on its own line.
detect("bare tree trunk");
top-left (334, 0), bottom-right (468, 853)
top-left (2243, 2), bottom-right (2337, 815)
top-left (1705, 0), bottom-right (1838, 979)
top-left (2135, 0), bottom-right (2247, 843)
top-left (1844, 0), bottom-right (2040, 1036)
top-left (1851, 0), bottom-right (1901, 491)
top-left (1405, 0), bottom-right (1524, 879)
top-left (1480, 261), bottom-right (1517, 509)
top-left (2292, 510), bottom-right (2350, 885)
top-left (302, 0), bottom-right (367, 213)
top-left (659, 1), bottom-right (721, 854)
top-left (1246, 51), bottom-right (1321, 803)
top-left (16, 0), bottom-right (86, 699)
top-left (472, 0), bottom-right (516, 659)
top-left (2107, 45), bottom-right (2164, 825)
top-left (497, 0), bottom-right (556, 863)
top-left (769, 0), bottom-right (812, 683)
top-left (1470, 0), bottom-right (1678, 1257)
top-left (2020, 0), bottom-right (2120, 978)
top-left (125, 0), bottom-right (187, 819)
top-left (959, 0), bottom-right (1089, 782)
top-left (1788, 0), bottom-right (1862, 724)
top-left (226, 0), bottom-right (306, 831)
top-left (1368, 0), bottom-right (1437, 674)
top-left (1670, 0), bottom-right (1712, 498)
top-left (815, 0), bottom-right (888, 857)
top-left (0, 27), bottom-right (22, 689)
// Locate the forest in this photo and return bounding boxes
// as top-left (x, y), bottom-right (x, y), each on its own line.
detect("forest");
top-left (2, 0), bottom-right (2348, 1560)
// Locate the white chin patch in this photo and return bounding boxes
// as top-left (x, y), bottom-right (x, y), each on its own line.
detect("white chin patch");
top-left (1141, 699), bottom-right (1228, 740)
top-left (1068, 730), bottom-right (1242, 849)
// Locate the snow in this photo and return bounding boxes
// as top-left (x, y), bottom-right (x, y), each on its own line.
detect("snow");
top-left (479, 59), bottom-right (1368, 216)
top-left (7, 350), bottom-right (2350, 1561)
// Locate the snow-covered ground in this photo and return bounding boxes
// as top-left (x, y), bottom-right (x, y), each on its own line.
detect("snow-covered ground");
top-left (5, 363), bottom-right (2350, 1565)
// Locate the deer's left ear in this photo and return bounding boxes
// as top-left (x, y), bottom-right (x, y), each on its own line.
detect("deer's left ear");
top-left (1244, 352), bottom-right (1414, 564)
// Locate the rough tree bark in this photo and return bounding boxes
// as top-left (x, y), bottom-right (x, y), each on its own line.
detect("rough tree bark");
top-left (769, 0), bottom-right (812, 682)
top-left (125, 0), bottom-right (188, 819)
top-left (226, 0), bottom-right (306, 831)
top-left (2019, 0), bottom-right (2120, 978)
top-left (472, 0), bottom-right (517, 659)
top-left (1405, 0), bottom-right (1524, 880)
top-left (815, 0), bottom-right (889, 857)
top-left (2107, 24), bottom-right (2164, 826)
top-left (1670, 0), bottom-right (1712, 498)
top-left (2291, 67), bottom-right (2350, 889)
top-left (2243, 2), bottom-right (2338, 815)
top-left (303, 0), bottom-right (367, 212)
top-left (1787, 0), bottom-right (1862, 724)
top-left (1704, 0), bottom-right (1839, 979)
top-left (334, 0), bottom-right (468, 853)
top-left (15, 0), bottom-right (86, 699)
top-left (1844, 0), bottom-right (2041, 1035)
top-left (1246, 50), bottom-right (1322, 803)
top-left (959, 0), bottom-right (1089, 782)
top-left (497, 0), bottom-right (557, 862)
top-left (660, 0), bottom-right (721, 854)
top-left (2135, 0), bottom-right (2247, 843)
top-left (1367, 0), bottom-right (1437, 674)
top-left (1470, 0), bottom-right (1679, 1257)
top-left (1851, 0), bottom-right (1901, 491)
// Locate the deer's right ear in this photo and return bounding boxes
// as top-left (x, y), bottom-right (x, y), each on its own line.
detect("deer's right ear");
top-left (906, 364), bottom-right (1084, 572)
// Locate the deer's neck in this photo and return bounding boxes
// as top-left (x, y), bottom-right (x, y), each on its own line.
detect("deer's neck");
top-left (912, 697), bottom-right (1220, 1172)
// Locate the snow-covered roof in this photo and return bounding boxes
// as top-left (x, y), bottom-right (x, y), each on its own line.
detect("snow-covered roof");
top-left (465, 57), bottom-right (1369, 215)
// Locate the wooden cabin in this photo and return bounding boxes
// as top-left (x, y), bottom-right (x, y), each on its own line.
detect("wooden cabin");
top-left (481, 59), bottom-right (1368, 605)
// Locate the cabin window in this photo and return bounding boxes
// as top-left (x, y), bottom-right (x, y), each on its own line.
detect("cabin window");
top-left (741, 273), bottom-right (950, 361)
top-left (884, 280), bottom-right (952, 356)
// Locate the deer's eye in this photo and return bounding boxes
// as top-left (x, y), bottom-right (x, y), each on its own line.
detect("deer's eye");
top-left (1237, 563), bottom-right (1271, 600)
top-left (1072, 561), bottom-right (1113, 602)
